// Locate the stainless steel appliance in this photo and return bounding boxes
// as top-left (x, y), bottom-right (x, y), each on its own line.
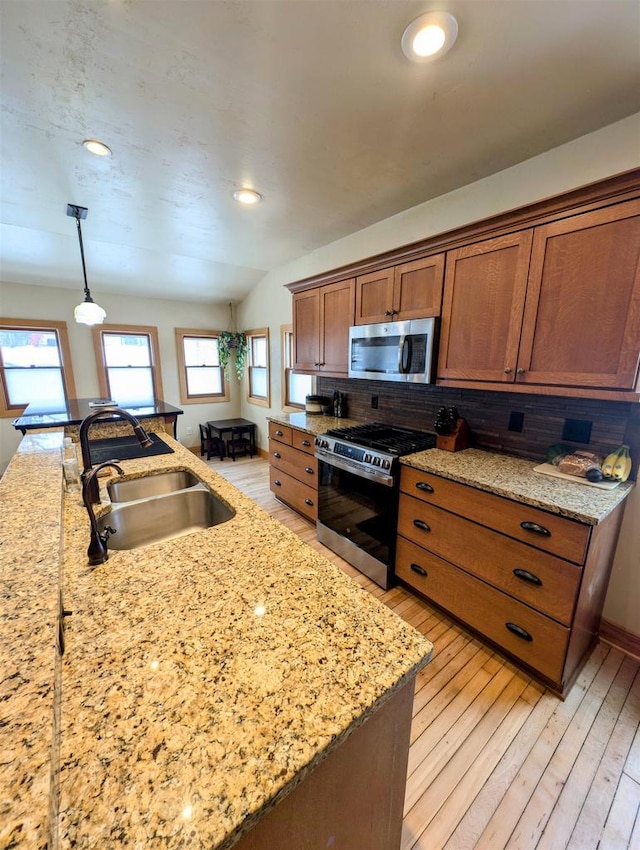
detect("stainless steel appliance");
top-left (348, 318), bottom-right (436, 383)
top-left (315, 423), bottom-right (436, 589)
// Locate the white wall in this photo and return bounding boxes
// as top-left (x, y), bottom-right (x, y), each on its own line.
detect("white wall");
top-left (0, 282), bottom-right (242, 467)
top-left (238, 112), bottom-right (640, 637)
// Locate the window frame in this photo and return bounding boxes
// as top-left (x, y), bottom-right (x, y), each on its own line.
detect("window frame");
top-left (175, 328), bottom-right (229, 404)
top-left (245, 327), bottom-right (270, 407)
top-left (92, 323), bottom-right (164, 404)
top-left (0, 317), bottom-right (77, 418)
top-left (281, 324), bottom-right (313, 411)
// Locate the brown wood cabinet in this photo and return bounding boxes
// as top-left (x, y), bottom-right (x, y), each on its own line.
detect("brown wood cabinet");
top-left (292, 279), bottom-right (355, 375)
top-left (355, 255), bottom-right (445, 325)
top-left (396, 466), bottom-right (626, 695)
top-left (268, 422), bottom-right (317, 521)
top-left (439, 199), bottom-right (640, 391)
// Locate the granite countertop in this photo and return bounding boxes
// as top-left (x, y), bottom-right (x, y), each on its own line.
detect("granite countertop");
top-left (268, 411), bottom-right (362, 435)
top-left (402, 447), bottom-right (634, 525)
top-left (3, 430), bottom-right (432, 849)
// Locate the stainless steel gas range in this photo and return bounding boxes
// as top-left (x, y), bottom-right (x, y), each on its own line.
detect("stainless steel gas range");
top-left (314, 422), bottom-right (436, 589)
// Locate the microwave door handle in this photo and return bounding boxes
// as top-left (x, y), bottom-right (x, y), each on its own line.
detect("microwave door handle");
top-left (399, 335), bottom-right (412, 373)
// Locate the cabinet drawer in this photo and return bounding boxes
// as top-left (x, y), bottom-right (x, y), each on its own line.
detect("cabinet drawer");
top-left (398, 495), bottom-right (580, 625)
top-left (291, 429), bottom-right (315, 454)
top-left (269, 440), bottom-right (318, 485)
top-left (396, 537), bottom-right (569, 685)
top-left (269, 422), bottom-right (292, 445)
top-left (269, 468), bottom-right (317, 522)
top-left (400, 466), bottom-right (590, 564)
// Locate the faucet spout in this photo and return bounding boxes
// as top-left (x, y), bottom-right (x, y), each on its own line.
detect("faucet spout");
top-left (82, 461), bottom-right (124, 565)
top-left (79, 407), bottom-right (152, 504)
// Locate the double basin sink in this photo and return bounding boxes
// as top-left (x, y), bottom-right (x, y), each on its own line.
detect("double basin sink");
top-left (97, 469), bottom-right (235, 550)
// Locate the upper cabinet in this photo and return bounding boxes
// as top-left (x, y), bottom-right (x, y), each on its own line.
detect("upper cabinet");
top-left (438, 199), bottom-right (640, 393)
top-left (355, 255), bottom-right (445, 325)
top-left (292, 279), bottom-right (355, 375)
top-left (438, 232), bottom-right (534, 383)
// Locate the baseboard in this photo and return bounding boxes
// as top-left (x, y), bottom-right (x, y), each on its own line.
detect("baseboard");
top-left (599, 618), bottom-right (640, 660)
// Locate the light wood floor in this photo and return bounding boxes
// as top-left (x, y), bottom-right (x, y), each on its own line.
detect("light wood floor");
top-left (208, 454), bottom-right (640, 850)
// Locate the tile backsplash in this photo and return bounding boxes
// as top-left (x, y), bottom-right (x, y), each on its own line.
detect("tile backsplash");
top-left (317, 377), bottom-right (639, 479)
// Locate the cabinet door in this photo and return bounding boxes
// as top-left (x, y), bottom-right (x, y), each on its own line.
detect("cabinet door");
top-left (319, 279), bottom-right (355, 374)
top-left (517, 200), bottom-right (640, 389)
top-left (393, 254), bottom-right (445, 319)
top-left (438, 231), bottom-right (533, 382)
top-left (355, 268), bottom-right (395, 324)
top-left (292, 289), bottom-right (320, 371)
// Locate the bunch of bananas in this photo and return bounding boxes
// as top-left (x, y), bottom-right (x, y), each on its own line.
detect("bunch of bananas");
top-left (601, 445), bottom-right (633, 481)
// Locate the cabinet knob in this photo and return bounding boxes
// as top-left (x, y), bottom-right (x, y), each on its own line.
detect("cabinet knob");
top-left (273, 479), bottom-right (281, 487)
top-left (504, 367), bottom-right (512, 374)
top-left (305, 498), bottom-right (314, 506)
top-left (520, 521), bottom-right (550, 537)
top-left (413, 519), bottom-right (431, 532)
top-left (305, 467), bottom-right (314, 475)
top-left (505, 622), bottom-right (533, 642)
top-left (513, 568), bottom-right (542, 586)
top-left (410, 563), bottom-right (428, 577)
top-left (273, 452), bottom-right (281, 459)
top-left (275, 429), bottom-right (283, 436)
top-left (301, 439), bottom-right (311, 447)
top-left (516, 368), bottom-right (526, 375)
top-left (416, 481), bottom-right (434, 493)
top-left (385, 310), bottom-right (392, 316)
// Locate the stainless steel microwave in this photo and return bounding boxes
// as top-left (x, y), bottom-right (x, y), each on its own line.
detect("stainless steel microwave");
top-left (348, 318), bottom-right (436, 383)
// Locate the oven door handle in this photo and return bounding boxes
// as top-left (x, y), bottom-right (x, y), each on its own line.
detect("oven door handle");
top-left (315, 453), bottom-right (395, 487)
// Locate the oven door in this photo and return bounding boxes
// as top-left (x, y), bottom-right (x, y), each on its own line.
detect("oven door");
top-left (316, 456), bottom-right (398, 589)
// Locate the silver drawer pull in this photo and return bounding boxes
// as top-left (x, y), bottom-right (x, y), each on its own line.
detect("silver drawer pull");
top-left (305, 498), bottom-right (313, 506)
top-left (520, 521), bottom-right (550, 537)
top-left (416, 481), bottom-right (434, 493)
top-left (301, 439), bottom-right (311, 447)
top-left (305, 467), bottom-right (314, 475)
top-left (506, 622), bottom-right (533, 641)
top-left (273, 479), bottom-right (281, 487)
top-left (275, 429), bottom-right (283, 436)
top-left (413, 519), bottom-right (431, 532)
top-left (273, 452), bottom-right (281, 459)
top-left (513, 568), bottom-right (542, 586)
top-left (410, 563), bottom-right (427, 577)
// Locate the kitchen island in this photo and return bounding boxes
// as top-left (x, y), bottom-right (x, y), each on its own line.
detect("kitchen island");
top-left (2, 429), bottom-right (432, 848)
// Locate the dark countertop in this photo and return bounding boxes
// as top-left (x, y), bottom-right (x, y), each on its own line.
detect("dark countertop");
top-left (12, 398), bottom-right (183, 431)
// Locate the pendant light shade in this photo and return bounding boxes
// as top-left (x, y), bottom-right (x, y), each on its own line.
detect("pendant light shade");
top-left (67, 203), bottom-right (106, 325)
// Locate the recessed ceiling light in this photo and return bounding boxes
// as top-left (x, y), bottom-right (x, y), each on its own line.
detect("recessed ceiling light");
top-left (401, 12), bottom-right (458, 62)
top-left (233, 188), bottom-right (262, 205)
top-left (82, 139), bottom-right (112, 157)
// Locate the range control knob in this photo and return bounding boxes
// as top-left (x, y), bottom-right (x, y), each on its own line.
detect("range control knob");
top-left (381, 459), bottom-right (391, 469)
top-left (372, 456), bottom-right (381, 466)
top-left (363, 453), bottom-right (372, 464)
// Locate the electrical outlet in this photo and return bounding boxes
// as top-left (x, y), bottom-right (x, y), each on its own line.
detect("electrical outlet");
top-left (561, 418), bottom-right (592, 444)
top-left (371, 395), bottom-right (378, 409)
top-left (185, 425), bottom-right (193, 436)
top-left (508, 411), bottom-right (524, 432)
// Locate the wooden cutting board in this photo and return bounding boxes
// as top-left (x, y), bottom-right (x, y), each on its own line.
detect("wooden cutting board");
top-left (533, 463), bottom-right (620, 490)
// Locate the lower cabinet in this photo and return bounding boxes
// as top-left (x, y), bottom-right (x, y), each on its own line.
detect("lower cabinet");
top-left (396, 466), bottom-right (626, 696)
top-left (269, 422), bottom-right (317, 521)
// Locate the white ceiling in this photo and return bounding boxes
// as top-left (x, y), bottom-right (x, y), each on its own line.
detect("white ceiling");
top-left (1, 0), bottom-right (639, 305)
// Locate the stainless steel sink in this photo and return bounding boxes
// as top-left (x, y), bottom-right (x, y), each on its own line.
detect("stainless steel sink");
top-left (107, 469), bottom-right (201, 503)
top-left (97, 485), bottom-right (235, 550)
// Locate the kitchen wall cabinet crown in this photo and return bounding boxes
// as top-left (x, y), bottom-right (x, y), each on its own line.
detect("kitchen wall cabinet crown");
top-left (292, 279), bottom-right (355, 375)
top-left (286, 168), bottom-right (640, 401)
top-left (354, 255), bottom-right (445, 324)
top-left (439, 199), bottom-right (640, 391)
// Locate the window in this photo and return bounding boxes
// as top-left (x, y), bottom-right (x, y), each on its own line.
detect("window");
top-left (0, 318), bottom-right (77, 417)
top-left (93, 324), bottom-right (163, 405)
top-left (281, 325), bottom-right (312, 409)
top-left (175, 329), bottom-right (229, 404)
top-left (246, 327), bottom-right (270, 407)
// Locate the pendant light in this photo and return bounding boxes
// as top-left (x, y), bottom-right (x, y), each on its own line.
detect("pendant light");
top-left (66, 203), bottom-right (106, 325)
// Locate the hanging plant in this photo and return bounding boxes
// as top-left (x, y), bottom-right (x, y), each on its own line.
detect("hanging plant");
top-left (219, 331), bottom-right (248, 381)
